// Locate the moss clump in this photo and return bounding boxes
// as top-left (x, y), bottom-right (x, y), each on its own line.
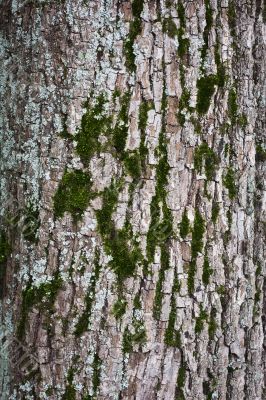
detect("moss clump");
top-left (92, 353), bottom-right (102, 397)
top-left (75, 250), bottom-right (101, 336)
top-left (188, 209), bottom-right (205, 294)
top-left (162, 17), bottom-right (178, 38)
top-left (211, 202), bottom-right (220, 224)
top-left (123, 151), bottom-right (141, 180)
top-left (208, 308), bottom-right (217, 340)
top-left (194, 142), bottom-right (218, 180)
top-left (53, 170), bottom-right (92, 221)
top-left (122, 321), bottom-right (146, 353)
top-left (113, 92), bottom-right (131, 156)
top-left (122, 326), bottom-right (133, 353)
top-left (223, 167), bottom-right (237, 199)
top-left (0, 231), bottom-right (11, 264)
top-left (62, 368), bottom-right (76, 400)
top-left (202, 253), bottom-right (213, 286)
top-left (228, 0), bottom-right (236, 37)
top-left (17, 271), bottom-right (63, 339)
top-left (165, 276), bottom-right (181, 347)
top-left (195, 306), bottom-right (208, 334)
top-left (177, 89), bottom-right (191, 126)
top-left (228, 87), bottom-right (238, 125)
top-left (214, 43), bottom-right (226, 88)
top-left (96, 182), bottom-right (142, 283)
top-left (191, 209), bottom-right (205, 259)
top-left (96, 181), bottom-right (120, 238)
top-left (112, 298), bottom-right (127, 320)
top-left (139, 100), bottom-right (154, 131)
top-left (179, 209), bottom-right (190, 239)
top-left (177, 1), bottom-right (189, 58)
top-left (75, 94), bottom-right (111, 164)
top-left (201, 0), bottom-right (213, 62)
top-left (124, 0), bottom-right (144, 72)
top-left (22, 204), bottom-right (40, 243)
top-left (196, 75), bottom-right (217, 114)
top-left (256, 144), bottom-right (266, 162)
top-left (176, 363), bottom-right (186, 399)
top-left (0, 231), bottom-right (11, 297)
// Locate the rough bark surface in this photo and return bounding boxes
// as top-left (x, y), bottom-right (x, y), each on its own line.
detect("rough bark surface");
top-left (0, 0), bottom-right (265, 399)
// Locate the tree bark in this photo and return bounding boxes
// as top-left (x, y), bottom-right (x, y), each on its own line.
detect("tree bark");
top-left (0, 0), bottom-right (265, 399)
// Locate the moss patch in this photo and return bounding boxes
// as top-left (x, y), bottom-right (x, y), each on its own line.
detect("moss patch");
top-left (202, 253), bottom-right (213, 286)
top-left (163, 17), bottom-right (178, 38)
top-left (188, 209), bottom-right (205, 294)
top-left (75, 250), bottom-right (101, 336)
top-left (223, 167), bottom-right (237, 199)
top-left (17, 271), bottom-right (63, 339)
top-left (22, 204), bottom-right (40, 243)
top-left (196, 75), bottom-right (217, 114)
top-left (75, 94), bottom-right (112, 164)
top-left (194, 142), bottom-right (218, 180)
top-left (124, 0), bottom-right (144, 72)
top-left (53, 170), bottom-right (92, 221)
top-left (179, 209), bottom-right (190, 239)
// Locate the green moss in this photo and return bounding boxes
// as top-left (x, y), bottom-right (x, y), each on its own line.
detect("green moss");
top-left (256, 144), bottom-right (266, 162)
top-left (165, 276), bottom-right (181, 347)
top-left (122, 319), bottom-right (146, 354)
top-left (191, 209), bottom-right (205, 259)
top-left (122, 326), bottom-right (133, 353)
top-left (238, 113), bottom-right (248, 128)
top-left (133, 293), bottom-right (141, 309)
top-left (188, 209), bottom-right (205, 294)
top-left (75, 250), bottom-right (101, 336)
top-left (201, 0), bottom-right (213, 62)
top-left (124, 0), bottom-right (144, 72)
top-left (208, 308), bottom-right (217, 340)
top-left (53, 170), bottom-right (92, 221)
top-left (17, 271), bottom-right (63, 339)
top-left (194, 142), bottom-right (218, 180)
top-left (0, 231), bottom-right (11, 298)
top-left (223, 167), bottom-right (237, 199)
top-left (202, 253), bottom-right (213, 286)
top-left (177, 1), bottom-right (189, 58)
top-left (196, 75), bottom-right (217, 114)
top-left (0, 231), bottom-right (11, 264)
top-left (177, 89), bottom-right (191, 126)
top-left (75, 94), bottom-right (111, 164)
top-left (153, 267), bottom-right (165, 321)
top-left (123, 151), bottom-right (141, 179)
top-left (214, 43), bottom-right (226, 88)
top-left (179, 209), bottom-right (190, 239)
top-left (211, 202), bottom-right (220, 224)
top-left (228, 87), bottom-right (238, 125)
top-left (228, 0), bottom-right (236, 37)
top-left (139, 100), bottom-right (154, 131)
top-left (163, 17), bottom-right (178, 38)
top-left (113, 92), bottom-right (131, 156)
top-left (195, 306), bottom-right (208, 334)
top-left (92, 353), bottom-right (102, 396)
top-left (177, 364), bottom-right (186, 388)
top-left (112, 298), bottom-right (127, 319)
top-left (22, 204), bottom-right (40, 243)
top-left (62, 367), bottom-right (76, 400)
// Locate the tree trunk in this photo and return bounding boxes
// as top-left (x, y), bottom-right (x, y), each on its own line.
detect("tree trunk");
top-left (0, 0), bottom-right (265, 399)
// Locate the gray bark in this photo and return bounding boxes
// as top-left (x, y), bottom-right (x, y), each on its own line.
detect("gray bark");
top-left (0, 0), bottom-right (265, 399)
